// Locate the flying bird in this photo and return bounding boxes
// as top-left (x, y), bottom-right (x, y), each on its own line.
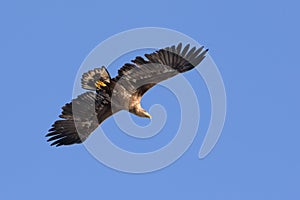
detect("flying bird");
top-left (46, 43), bottom-right (208, 146)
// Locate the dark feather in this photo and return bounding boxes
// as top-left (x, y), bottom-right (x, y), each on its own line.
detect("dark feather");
top-left (46, 92), bottom-right (112, 146)
top-left (113, 43), bottom-right (208, 96)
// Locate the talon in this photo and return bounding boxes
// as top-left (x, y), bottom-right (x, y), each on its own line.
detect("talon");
top-left (95, 81), bottom-right (107, 89)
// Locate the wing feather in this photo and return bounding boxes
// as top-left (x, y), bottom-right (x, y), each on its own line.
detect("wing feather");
top-left (113, 43), bottom-right (208, 95)
top-left (46, 91), bottom-right (112, 146)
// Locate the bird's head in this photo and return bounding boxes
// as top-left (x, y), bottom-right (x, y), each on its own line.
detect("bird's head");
top-left (133, 107), bottom-right (152, 119)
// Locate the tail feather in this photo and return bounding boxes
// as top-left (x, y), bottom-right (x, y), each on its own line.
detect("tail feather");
top-left (81, 66), bottom-right (111, 91)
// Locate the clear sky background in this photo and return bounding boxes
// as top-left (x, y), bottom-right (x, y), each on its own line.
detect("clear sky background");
top-left (1, 0), bottom-right (299, 199)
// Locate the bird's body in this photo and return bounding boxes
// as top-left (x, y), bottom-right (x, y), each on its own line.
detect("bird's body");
top-left (46, 43), bottom-right (208, 146)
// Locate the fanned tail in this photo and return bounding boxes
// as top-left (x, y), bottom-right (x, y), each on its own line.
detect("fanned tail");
top-left (81, 66), bottom-right (111, 91)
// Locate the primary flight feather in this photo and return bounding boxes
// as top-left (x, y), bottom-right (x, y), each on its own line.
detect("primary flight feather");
top-left (46, 43), bottom-right (208, 146)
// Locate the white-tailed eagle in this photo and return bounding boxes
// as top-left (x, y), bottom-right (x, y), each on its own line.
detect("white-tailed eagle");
top-left (46, 43), bottom-right (208, 146)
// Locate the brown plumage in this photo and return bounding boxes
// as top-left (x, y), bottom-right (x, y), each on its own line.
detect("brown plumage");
top-left (46, 43), bottom-right (208, 146)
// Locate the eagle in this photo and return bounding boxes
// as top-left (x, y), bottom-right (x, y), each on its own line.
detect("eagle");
top-left (46, 43), bottom-right (208, 146)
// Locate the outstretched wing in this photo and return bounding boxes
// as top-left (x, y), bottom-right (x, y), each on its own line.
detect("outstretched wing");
top-left (112, 43), bottom-right (208, 95)
top-left (46, 91), bottom-right (112, 146)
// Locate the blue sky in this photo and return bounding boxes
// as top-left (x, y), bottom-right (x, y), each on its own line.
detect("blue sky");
top-left (1, 0), bottom-right (300, 199)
